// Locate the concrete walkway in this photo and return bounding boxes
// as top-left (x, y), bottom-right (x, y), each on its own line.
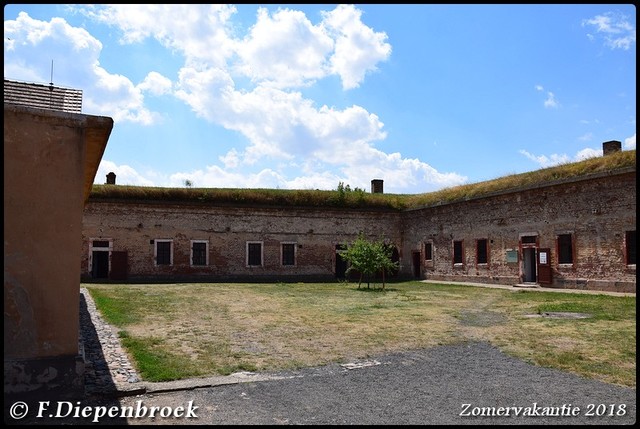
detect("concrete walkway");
top-left (421, 279), bottom-right (636, 297)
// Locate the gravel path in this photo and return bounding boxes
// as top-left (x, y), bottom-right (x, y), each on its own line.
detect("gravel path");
top-left (115, 342), bottom-right (636, 425)
top-left (80, 288), bottom-right (141, 396)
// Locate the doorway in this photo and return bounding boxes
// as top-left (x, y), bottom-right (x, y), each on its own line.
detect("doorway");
top-left (522, 247), bottom-right (537, 283)
top-left (412, 251), bottom-right (421, 278)
top-left (91, 250), bottom-right (109, 279)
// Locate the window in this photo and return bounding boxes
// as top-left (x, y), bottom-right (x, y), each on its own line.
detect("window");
top-left (155, 240), bottom-right (173, 266)
top-left (626, 230), bottom-right (636, 265)
top-left (247, 241), bottom-right (263, 267)
top-left (191, 240), bottom-right (208, 266)
top-left (453, 240), bottom-right (464, 265)
top-left (424, 242), bottom-right (433, 261)
top-left (282, 243), bottom-right (296, 266)
top-left (557, 234), bottom-right (573, 265)
top-left (476, 239), bottom-right (488, 264)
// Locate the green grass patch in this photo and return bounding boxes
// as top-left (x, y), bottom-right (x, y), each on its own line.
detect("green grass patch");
top-left (509, 291), bottom-right (636, 321)
top-left (118, 333), bottom-right (206, 382)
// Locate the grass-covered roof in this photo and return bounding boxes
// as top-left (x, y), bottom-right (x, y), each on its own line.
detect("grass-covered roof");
top-left (89, 149), bottom-right (635, 211)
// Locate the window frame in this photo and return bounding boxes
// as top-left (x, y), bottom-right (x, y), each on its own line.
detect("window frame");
top-left (625, 230), bottom-right (636, 266)
top-left (155, 239), bottom-right (173, 266)
top-left (453, 239), bottom-right (464, 266)
top-left (89, 238), bottom-right (112, 277)
top-left (190, 240), bottom-right (209, 267)
top-left (476, 238), bottom-right (489, 266)
top-left (424, 241), bottom-right (433, 262)
top-left (556, 233), bottom-right (575, 266)
top-left (246, 241), bottom-right (264, 267)
top-left (281, 242), bottom-right (297, 266)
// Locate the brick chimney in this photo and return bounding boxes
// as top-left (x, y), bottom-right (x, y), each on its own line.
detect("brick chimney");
top-left (371, 179), bottom-right (384, 194)
top-left (602, 140), bottom-right (622, 155)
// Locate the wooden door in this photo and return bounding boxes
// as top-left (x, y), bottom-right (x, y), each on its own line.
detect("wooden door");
top-left (537, 248), bottom-right (552, 285)
top-left (110, 251), bottom-right (128, 281)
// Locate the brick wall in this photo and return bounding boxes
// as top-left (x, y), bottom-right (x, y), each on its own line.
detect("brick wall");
top-left (82, 203), bottom-right (403, 282)
top-left (82, 170), bottom-right (636, 293)
top-left (401, 170), bottom-right (636, 292)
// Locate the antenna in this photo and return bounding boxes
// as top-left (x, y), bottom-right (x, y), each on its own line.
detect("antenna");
top-left (49, 60), bottom-right (54, 109)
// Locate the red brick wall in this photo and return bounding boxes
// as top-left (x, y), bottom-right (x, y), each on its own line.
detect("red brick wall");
top-left (82, 203), bottom-right (403, 282)
top-left (401, 170), bottom-right (636, 292)
top-left (81, 170), bottom-right (636, 293)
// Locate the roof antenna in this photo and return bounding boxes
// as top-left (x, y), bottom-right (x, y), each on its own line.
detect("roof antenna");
top-left (49, 60), bottom-right (54, 88)
top-left (49, 60), bottom-right (54, 108)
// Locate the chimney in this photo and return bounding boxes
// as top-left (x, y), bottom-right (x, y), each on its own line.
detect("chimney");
top-left (602, 140), bottom-right (622, 155)
top-left (106, 172), bottom-right (116, 185)
top-left (371, 179), bottom-right (384, 194)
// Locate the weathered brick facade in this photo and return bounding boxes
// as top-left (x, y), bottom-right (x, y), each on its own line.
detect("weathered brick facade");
top-left (82, 203), bottom-right (402, 283)
top-left (402, 169), bottom-right (636, 292)
top-left (81, 163), bottom-right (636, 293)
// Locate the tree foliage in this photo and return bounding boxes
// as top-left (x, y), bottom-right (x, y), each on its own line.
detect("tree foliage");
top-left (339, 233), bottom-right (399, 290)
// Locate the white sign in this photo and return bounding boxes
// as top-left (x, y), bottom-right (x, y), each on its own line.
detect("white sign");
top-left (539, 252), bottom-right (547, 264)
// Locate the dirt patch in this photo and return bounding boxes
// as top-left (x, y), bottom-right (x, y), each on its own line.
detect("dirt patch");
top-left (524, 312), bottom-right (592, 319)
top-left (458, 310), bottom-right (508, 327)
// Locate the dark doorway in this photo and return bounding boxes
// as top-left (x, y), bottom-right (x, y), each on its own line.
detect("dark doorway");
top-left (92, 250), bottom-right (109, 279)
top-left (523, 248), bottom-right (537, 283)
top-left (335, 245), bottom-right (348, 279)
top-left (412, 251), bottom-right (421, 278)
top-left (388, 245), bottom-right (400, 278)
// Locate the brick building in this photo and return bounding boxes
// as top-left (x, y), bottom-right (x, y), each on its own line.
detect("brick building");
top-left (82, 144), bottom-right (636, 293)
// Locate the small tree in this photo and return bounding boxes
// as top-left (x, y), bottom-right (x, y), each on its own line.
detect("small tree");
top-left (339, 233), bottom-right (399, 290)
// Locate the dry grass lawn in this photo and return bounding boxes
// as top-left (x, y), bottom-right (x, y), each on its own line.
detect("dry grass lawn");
top-left (85, 281), bottom-right (636, 388)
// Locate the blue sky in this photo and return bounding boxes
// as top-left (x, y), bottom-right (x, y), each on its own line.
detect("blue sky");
top-left (4, 4), bottom-right (636, 194)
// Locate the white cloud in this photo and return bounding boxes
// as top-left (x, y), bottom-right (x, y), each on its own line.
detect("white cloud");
top-left (138, 72), bottom-right (173, 96)
top-left (521, 134), bottom-right (635, 170)
top-left (235, 7), bottom-right (334, 89)
top-left (582, 11), bottom-right (636, 51)
top-left (77, 4), bottom-right (238, 68)
top-left (534, 85), bottom-right (559, 109)
top-left (575, 147), bottom-right (601, 161)
top-left (95, 160), bottom-right (156, 186)
top-left (623, 134), bottom-right (636, 150)
top-left (219, 149), bottom-right (240, 169)
top-left (521, 130), bottom-right (636, 171)
top-left (5, 5), bottom-right (467, 193)
top-left (322, 4), bottom-right (392, 90)
top-left (168, 165), bottom-right (286, 189)
top-left (543, 91), bottom-right (559, 109)
top-left (519, 146), bottom-right (608, 168)
top-left (4, 11), bottom-right (163, 125)
top-left (174, 70), bottom-right (388, 166)
top-left (519, 150), bottom-right (571, 167)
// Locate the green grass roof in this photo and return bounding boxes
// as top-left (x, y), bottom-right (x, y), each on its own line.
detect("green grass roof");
top-left (89, 149), bottom-right (635, 211)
